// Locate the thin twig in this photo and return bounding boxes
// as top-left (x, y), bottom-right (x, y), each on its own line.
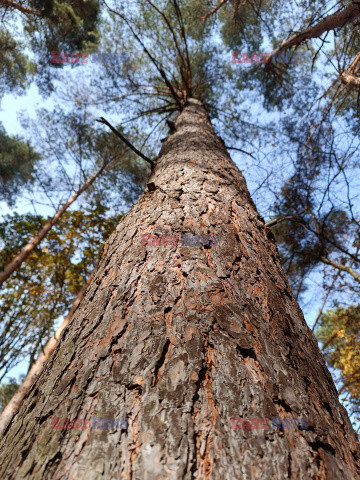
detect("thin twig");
top-left (226, 146), bottom-right (255, 158)
top-left (311, 270), bottom-right (341, 331)
top-left (265, 215), bottom-right (301, 228)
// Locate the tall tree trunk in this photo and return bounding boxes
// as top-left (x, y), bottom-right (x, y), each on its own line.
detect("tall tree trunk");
top-left (0, 99), bottom-right (359, 479)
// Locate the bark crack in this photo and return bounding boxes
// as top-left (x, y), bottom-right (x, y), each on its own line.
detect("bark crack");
top-left (152, 338), bottom-right (171, 387)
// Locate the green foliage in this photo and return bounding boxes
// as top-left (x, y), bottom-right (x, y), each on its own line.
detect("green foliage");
top-left (26, 0), bottom-right (100, 53)
top-left (0, 0), bottom-right (101, 98)
top-left (218, 0), bottom-right (264, 52)
top-left (0, 377), bottom-right (23, 413)
top-left (266, 114), bottom-right (356, 298)
top-left (0, 203), bottom-right (122, 378)
top-left (0, 30), bottom-right (36, 98)
top-left (0, 123), bottom-right (41, 206)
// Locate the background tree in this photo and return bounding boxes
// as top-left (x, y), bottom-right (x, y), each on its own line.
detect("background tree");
top-left (0, 0), bottom-right (101, 98)
top-left (0, 124), bottom-right (41, 206)
top-left (316, 305), bottom-right (360, 431)
top-left (0, 204), bottom-right (121, 379)
top-left (0, 102), bottom-right (149, 376)
top-left (0, 377), bottom-right (23, 413)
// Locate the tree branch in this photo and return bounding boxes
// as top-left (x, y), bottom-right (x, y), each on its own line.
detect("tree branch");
top-left (226, 145), bottom-right (255, 158)
top-left (171, 0), bottom-right (192, 98)
top-left (202, 0), bottom-right (229, 22)
top-left (103, 1), bottom-right (183, 110)
top-left (320, 256), bottom-right (360, 283)
top-left (145, 0), bottom-right (188, 90)
top-left (311, 270), bottom-right (342, 332)
top-left (268, 2), bottom-right (360, 63)
top-left (159, 68), bottom-right (183, 110)
top-left (336, 51), bottom-right (360, 89)
top-left (96, 117), bottom-right (155, 169)
top-left (341, 71), bottom-right (360, 88)
top-left (265, 215), bottom-right (301, 228)
top-left (0, 0), bottom-right (44, 16)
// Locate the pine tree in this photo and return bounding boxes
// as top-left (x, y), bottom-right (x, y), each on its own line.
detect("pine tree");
top-left (0, 98), bottom-right (359, 479)
top-left (1, 1), bottom-right (360, 477)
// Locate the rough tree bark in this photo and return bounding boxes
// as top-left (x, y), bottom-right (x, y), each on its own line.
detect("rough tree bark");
top-left (0, 99), bottom-right (359, 479)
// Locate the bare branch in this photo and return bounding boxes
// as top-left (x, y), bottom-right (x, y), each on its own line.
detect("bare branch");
top-left (311, 271), bottom-right (342, 332)
top-left (138, 105), bottom-right (177, 117)
top-left (159, 68), bottom-right (183, 110)
top-left (96, 117), bottom-right (155, 170)
top-left (320, 256), bottom-right (360, 283)
top-left (225, 145), bottom-right (255, 158)
top-left (265, 215), bottom-right (301, 228)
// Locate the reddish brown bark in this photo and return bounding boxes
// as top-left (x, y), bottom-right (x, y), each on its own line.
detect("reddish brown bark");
top-left (341, 71), bottom-right (360, 87)
top-left (0, 99), bottom-right (359, 479)
top-left (339, 52), bottom-right (360, 89)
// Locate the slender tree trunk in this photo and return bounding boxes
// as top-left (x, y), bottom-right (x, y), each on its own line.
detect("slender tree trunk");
top-left (0, 99), bottom-right (359, 479)
top-left (0, 274), bottom-right (92, 437)
top-left (0, 160), bottom-right (111, 288)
